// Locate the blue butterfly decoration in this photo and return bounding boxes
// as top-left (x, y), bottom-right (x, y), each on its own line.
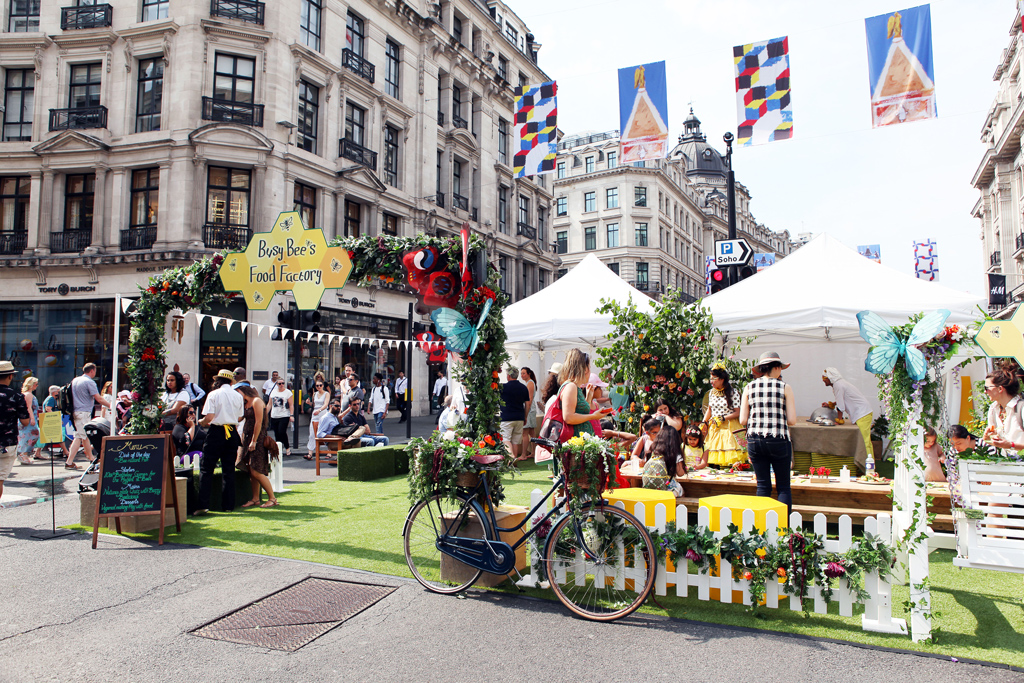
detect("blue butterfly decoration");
top-left (430, 298), bottom-right (494, 357)
top-left (856, 309), bottom-right (951, 381)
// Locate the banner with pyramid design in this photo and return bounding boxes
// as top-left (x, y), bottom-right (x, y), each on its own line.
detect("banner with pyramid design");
top-left (617, 61), bottom-right (669, 163)
top-left (513, 81), bottom-right (558, 178)
top-left (865, 5), bottom-right (937, 128)
top-left (733, 36), bottom-right (793, 146)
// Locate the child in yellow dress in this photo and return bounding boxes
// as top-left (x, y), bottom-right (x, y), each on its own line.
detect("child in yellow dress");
top-left (702, 364), bottom-right (747, 467)
top-left (684, 424), bottom-right (708, 471)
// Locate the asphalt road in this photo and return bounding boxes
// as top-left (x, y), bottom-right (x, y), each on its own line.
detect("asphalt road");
top-left (0, 496), bottom-right (1019, 683)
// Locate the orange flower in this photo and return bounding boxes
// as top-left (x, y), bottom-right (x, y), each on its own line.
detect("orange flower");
top-left (478, 441), bottom-right (486, 448)
top-left (743, 571), bottom-right (753, 581)
top-left (172, 291), bottom-right (178, 296)
top-left (491, 382), bottom-right (499, 390)
top-left (492, 371), bottom-right (500, 378)
top-left (484, 436), bottom-right (495, 446)
top-left (777, 568), bottom-right (787, 578)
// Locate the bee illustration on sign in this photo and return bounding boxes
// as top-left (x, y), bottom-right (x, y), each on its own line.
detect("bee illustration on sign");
top-left (280, 217), bottom-right (293, 232)
top-left (306, 239), bottom-right (316, 252)
top-left (229, 259), bottom-right (237, 272)
top-left (253, 291), bottom-right (264, 304)
top-left (331, 258), bottom-right (343, 273)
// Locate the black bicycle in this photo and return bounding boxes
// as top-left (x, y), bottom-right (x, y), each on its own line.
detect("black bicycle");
top-left (403, 436), bottom-right (656, 621)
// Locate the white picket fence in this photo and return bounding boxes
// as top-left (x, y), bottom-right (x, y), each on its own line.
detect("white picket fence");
top-left (516, 489), bottom-right (907, 635)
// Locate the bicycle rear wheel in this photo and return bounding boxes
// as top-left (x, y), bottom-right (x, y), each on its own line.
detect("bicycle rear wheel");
top-left (543, 504), bottom-right (655, 621)
top-left (404, 494), bottom-right (491, 594)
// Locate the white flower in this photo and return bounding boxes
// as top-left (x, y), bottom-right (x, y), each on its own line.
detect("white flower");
top-left (185, 273), bottom-right (195, 285)
top-left (141, 404), bottom-right (159, 418)
top-left (442, 429), bottom-right (456, 441)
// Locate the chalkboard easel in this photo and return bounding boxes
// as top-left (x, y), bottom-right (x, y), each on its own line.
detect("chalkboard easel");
top-left (91, 434), bottom-right (181, 549)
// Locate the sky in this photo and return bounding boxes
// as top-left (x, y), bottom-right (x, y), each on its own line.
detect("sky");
top-left (510, 0), bottom-right (1010, 295)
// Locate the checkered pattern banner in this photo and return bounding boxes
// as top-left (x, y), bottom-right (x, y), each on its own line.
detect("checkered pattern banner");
top-left (705, 255), bottom-right (715, 294)
top-left (914, 239), bottom-right (939, 281)
top-left (733, 36), bottom-right (793, 146)
top-left (513, 81), bottom-right (558, 178)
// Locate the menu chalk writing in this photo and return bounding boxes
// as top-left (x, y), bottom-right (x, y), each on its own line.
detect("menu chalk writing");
top-left (96, 436), bottom-right (167, 515)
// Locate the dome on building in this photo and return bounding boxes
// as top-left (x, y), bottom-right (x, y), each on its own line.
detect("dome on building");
top-left (671, 108), bottom-right (728, 179)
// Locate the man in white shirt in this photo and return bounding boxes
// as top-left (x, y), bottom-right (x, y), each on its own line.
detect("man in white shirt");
top-left (822, 367), bottom-right (873, 471)
top-left (261, 371), bottom-right (279, 399)
top-left (432, 371), bottom-right (447, 414)
top-left (197, 369), bottom-right (245, 515)
top-left (395, 371), bottom-right (408, 423)
top-left (369, 373), bottom-right (390, 433)
top-left (66, 363), bottom-right (110, 468)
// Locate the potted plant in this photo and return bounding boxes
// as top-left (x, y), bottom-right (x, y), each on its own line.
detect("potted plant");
top-left (406, 430), bottom-right (514, 505)
top-left (556, 433), bottom-right (618, 518)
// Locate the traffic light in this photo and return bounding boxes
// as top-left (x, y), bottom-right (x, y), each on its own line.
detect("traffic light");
top-left (272, 310), bottom-right (296, 340)
top-left (737, 264), bottom-right (756, 283)
top-left (709, 267), bottom-right (727, 294)
top-left (300, 310), bottom-right (321, 333)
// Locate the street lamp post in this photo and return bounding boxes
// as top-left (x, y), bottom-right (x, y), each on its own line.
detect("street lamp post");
top-left (723, 132), bottom-right (737, 286)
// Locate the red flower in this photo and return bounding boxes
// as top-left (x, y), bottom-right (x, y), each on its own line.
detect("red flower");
top-left (347, 250), bottom-right (356, 259)
top-left (491, 382), bottom-right (499, 390)
top-left (743, 571), bottom-right (753, 581)
top-left (484, 435), bottom-right (495, 446)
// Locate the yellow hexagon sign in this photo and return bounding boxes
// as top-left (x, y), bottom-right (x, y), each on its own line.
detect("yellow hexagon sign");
top-left (217, 212), bottom-right (353, 310)
top-left (975, 307), bottom-right (1024, 368)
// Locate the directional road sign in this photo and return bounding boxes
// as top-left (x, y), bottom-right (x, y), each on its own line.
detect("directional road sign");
top-left (714, 238), bottom-right (753, 267)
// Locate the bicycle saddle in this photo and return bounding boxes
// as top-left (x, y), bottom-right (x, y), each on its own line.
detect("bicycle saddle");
top-left (471, 454), bottom-right (504, 465)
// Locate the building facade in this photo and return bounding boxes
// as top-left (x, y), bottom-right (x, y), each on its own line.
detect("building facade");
top-left (552, 111), bottom-right (793, 302)
top-left (973, 6), bottom-right (1024, 316)
top-left (0, 0), bottom-right (557, 410)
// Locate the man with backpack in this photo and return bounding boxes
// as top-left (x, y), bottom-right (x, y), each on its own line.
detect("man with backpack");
top-left (64, 363), bottom-right (110, 470)
top-left (369, 373), bottom-right (390, 434)
top-left (182, 372), bottom-right (206, 410)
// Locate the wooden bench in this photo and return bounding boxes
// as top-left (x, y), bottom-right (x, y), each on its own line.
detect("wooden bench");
top-left (953, 459), bottom-right (1024, 574)
top-left (313, 432), bottom-right (387, 476)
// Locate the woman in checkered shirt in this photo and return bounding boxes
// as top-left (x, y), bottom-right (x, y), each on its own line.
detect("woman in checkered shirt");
top-left (740, 352), bottom-right (797, 515)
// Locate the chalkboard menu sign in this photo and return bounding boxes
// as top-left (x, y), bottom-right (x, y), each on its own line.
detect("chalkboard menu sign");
top-left (91, 434), bottom-right (180, 548)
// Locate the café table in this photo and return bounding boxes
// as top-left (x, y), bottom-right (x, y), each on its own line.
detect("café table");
top-left (790, 416), bottom-right (869, 470)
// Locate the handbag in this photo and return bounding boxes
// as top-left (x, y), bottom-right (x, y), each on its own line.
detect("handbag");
top-left (540, 386), bottom-right (574, 445)
top-left (262, 433), bottom-right (275, 449)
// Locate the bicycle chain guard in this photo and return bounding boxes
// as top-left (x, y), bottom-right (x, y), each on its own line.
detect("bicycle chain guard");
top-left (437, 537), bottom-right (517, 576)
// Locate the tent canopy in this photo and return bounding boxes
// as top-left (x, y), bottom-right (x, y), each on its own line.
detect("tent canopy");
top-left (504, 253), bottom-right (658, 346)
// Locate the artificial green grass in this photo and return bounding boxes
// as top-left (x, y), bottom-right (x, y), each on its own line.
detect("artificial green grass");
top-left (71, 460), bottom-right (1024, 667)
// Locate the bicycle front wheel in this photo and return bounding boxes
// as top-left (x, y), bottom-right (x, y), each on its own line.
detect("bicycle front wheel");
top-left (543, 504), bottom-right (655, 621)
top-left (404, 494), bottom-right (491, 594)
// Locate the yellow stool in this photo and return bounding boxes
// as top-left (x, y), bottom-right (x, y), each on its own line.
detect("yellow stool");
top-left (700, 494), bottom-right (787, 601)
top-left (602, 488), bottom-right (677, 526)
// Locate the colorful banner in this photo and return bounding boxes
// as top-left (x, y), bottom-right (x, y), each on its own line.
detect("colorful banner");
top-left (618, 61), bottom-right (669, 163)
top-left (513, 81), bottom-right (558, 178)
top-left (753, 253), bottom-right (776, 271)
top-left (913, 239), bottom-right (939, 281)
top-left (705, 255), bottom-right (715, 294)
top-left (989, 273), bottom-right (1007, 308)
top-left (858, 245), bottom-right (881, 263)
top-left (733, 36), bottom-right (793, 146)
top-left (865, 5), bottom-right (937, 127)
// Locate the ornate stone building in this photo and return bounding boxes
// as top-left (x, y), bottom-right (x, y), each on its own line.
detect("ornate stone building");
top-left (0, 0), bottom-right (556, 408)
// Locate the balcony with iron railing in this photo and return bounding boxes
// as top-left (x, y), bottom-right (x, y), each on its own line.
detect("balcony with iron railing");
top-left (50, 230), bottom-right (92, 254)
top-left (120, 226), bottom-right (157, 252)
top-left (202, 97), bottom-right (264, 127)
top-left (203, 223), bottom-right (252, 250)
top-left (516, 222), bottom-right (536, 239)
top-left (61, 4), bottom-right (112, 29)
top-left (452, 114), bottom-right (468, 130)
top-left (991, 250), bottom-right (1003, 267)
top-left (210, 0), bottom-right (264, 24)
top-left (1016, 232), bottom-right (1024, 254)
top-left (342, 48), bottom-right (375, 83)
top-left (452, 193), bottom-right (468, 211)
top-left (0, 232), bottom-right (27, 255)
top-left (49, 106), bottom-right (107, 131)
top-left (339, 138), bottom-right (377, 169)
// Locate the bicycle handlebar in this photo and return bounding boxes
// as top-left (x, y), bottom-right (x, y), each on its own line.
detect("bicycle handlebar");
top-left (530, 436), bottom-right (559, 450)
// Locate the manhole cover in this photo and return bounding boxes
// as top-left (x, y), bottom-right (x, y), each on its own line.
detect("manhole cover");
top-left (191, 577), bottom-right (396, 651)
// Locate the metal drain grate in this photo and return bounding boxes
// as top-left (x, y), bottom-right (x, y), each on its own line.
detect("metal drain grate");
top-left (191, 577), bottom-right (396, 651)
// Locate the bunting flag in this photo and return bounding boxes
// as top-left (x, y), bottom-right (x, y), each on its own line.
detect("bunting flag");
top-left (914, 239), bottom-right (939, 281)
top-left (733, 36), bottom-right (793, 146)
top-left (865, 5), bottom-right (937, 128)
top-left (120, 298), bottom-right (136, 313)
top-left (618, 61), bottom-right (669, 163)
top-left (513, 81), bottom-right (558, 178)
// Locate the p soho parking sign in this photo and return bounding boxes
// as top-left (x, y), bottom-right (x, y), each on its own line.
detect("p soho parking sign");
top-left (714, 239), bottom-right (753, 267)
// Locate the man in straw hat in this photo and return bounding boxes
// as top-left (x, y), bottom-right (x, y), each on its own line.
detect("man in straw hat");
top-left (196, 369), bottom-right (244, 515)
top-left (822, 367), bottom-right (874, 471)
top-left (0, 361), bottom-right (30, 503)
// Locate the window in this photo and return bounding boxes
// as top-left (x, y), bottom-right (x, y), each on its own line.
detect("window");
top-left (635, 223), bottom-right (648, 246)
top-left (606, 223), bottom-right (619, 248)
top-left (345, 102), bottom-right (365, 146)
top-left (557, 268), bottom-right (567, 279)
top-left (383, 125), bottom-right (399, 187)
top-left (382, 212), bottom-right (399, 236)
top-left (345, 200), bottom-right (360, 237)
top-left (584, 191), bottom-right (595, 212)
top-left (384, 40), bottom-right (400, 98)
top-left (585, 156), bottom-right (594, 173)
top-left (539, 269), bottom-right (546, 290)
top-left (606, 187), bottom-right (618, 209)
top-left (634, 186), bottom-right (647, 207)
top-left (129, 168), bottom-right (159, 230)
top-left (346, 12), bottom-right (365, 57)
top-left (498, 118), bottom-right (509, 165)
top-left (518, 195), bottom-right (530, 226)
top-left (556, 231), bottom-right (567, 254)
top-left (452, 15), bottom-right (463, 44)
top-left (636, 262), bottom-right (649, 288)
top-left (206, 167), bottom-right (251, 227)
top-left (633, 160), bottom-right (645, 168)
top-left (69, 63), bottom-right (102, 109)
top-left (498, 185), bottom-right (508, 234)
top-left (607, 151), bottom-right (617, 169)
top-left (297, 80), bottom-right (318, 153)
top-left (584, 226), bottom-right (596, 251)
top-left (519, 72), bottom-right (528, 89)
top-left (213, 54), bottom-right (255, 104)
top-left (608, 263), bottom-right (619, 276)
top-left (499, 255), bottom-right (508, 294)
top-left (3, 69), bottom-right (33, 141)
top-left (497, 55), bottom-right (508, 81)
top-left (452, 85), bottom-right (462, 121)
top-left (0, 176), bottom-right (30, 233)
top-left (506, 23), bottom-right (518, 45)
top-left (556, 161), bottom-right (565, 179)
top-left (64, 174), bottom-right (94, 232)
top-left (538, 209), bottom-right (546, 243)
top-left (436, 150), bottom-right (442, 196)
top-left (556, 197), bottom-right (566, 216)
top-left (135, 58), bottom-right (163, 133)
top-left (452, 160), bottom-right (462, 197)
top-left (293, 182), bottom-right (316, 230)
top-left (141, 0), bottom-right (168, 21)
top-left (300, 0), bottom-right (321, 52)
top-left (8, 0), bottom-right (39, 31)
